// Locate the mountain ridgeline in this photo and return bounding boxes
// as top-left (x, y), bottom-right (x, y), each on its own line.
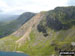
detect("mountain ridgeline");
top-left (0, 6), bottom-right (75, 56)
top-left (37, 6), bottom-right (75, 34)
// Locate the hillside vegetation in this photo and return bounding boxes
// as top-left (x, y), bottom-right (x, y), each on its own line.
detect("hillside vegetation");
top-left (0, 6), bottom-right (75, 56)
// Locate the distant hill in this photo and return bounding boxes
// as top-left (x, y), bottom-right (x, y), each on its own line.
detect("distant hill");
top-left (13, 12), bottom-right (36, 26)
top-left (0, 12), bottom-right (35, 38)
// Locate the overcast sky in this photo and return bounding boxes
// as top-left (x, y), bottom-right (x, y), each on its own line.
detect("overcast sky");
top-left (0, 0), bottom-right (75, 14)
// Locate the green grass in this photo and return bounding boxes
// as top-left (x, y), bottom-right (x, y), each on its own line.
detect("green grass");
top-left (0, 35), bottom-right (20, 51)
top-left (16, 26), bottom-right (75, 56)
top-left (0, 26), bottom-right (75, 56)
top-left (16, 30), bottom-right (56, 56)
top-left (29, 31), bottom-right (35, 41)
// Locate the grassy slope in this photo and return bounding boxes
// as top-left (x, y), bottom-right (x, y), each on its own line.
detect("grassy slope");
top-left (0, 35), bottom-right (20, 51)
top-left (0, 18), bottom-right (75, 56)
top-left (16, 26), bottom-right (75, 56)
top-left (0, 22), bottom-right (75, 56)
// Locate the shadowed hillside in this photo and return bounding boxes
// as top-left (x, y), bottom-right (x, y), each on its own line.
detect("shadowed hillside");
top-left (38, 6), bottom-right (75, 32)
top-left (0, 12), bottom-right (35, 38)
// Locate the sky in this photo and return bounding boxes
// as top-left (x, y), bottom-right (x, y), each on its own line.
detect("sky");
top-left (0, 0), bottom-right (75, 15)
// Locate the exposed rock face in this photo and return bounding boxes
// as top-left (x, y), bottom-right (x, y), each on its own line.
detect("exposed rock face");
top-left (12, 13), bottom-right (45, 46)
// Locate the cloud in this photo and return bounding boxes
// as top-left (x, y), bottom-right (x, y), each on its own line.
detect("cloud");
top-left (0, 0), bottom-right (69, 14)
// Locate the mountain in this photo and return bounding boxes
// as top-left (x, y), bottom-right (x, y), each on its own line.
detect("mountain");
top-left (15, 6), bottom-right (75, 56)
top-left (0, 6), bottom-right (75, 56)
top-left (13, 12), bottom-right (36, 26)
top-left (0, 12), bottom-right (35, 38)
